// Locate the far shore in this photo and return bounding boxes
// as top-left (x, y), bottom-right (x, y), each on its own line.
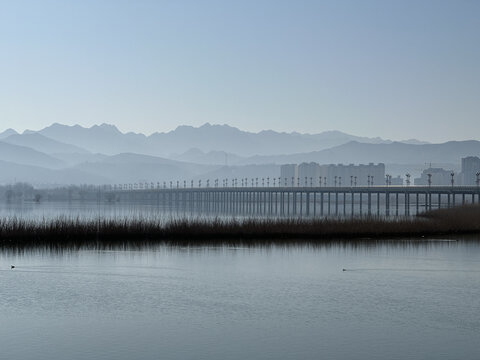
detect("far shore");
top-left (0, 205), bottom-right (479, 247)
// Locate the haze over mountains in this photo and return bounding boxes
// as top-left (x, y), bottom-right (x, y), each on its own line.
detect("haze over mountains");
top-left (17, 123), bottom-right (427, 157)
top-left (0, 123), bottom-right (477, 185)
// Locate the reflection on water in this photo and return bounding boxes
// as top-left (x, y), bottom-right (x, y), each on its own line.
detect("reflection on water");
top-left (1, 239), bottom-right (479, 360)
top-left (0, 200), bottom-right (427, 221)
top-left (0, 201), bottom-right (172, 221)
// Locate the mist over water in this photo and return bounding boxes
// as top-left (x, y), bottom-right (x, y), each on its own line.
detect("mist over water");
top-left (0, 201), bottom-right (212, 223)
top-left (1, 240), bottom-right (479, 360)
top-left (0, 199), bottom-right (433, 223)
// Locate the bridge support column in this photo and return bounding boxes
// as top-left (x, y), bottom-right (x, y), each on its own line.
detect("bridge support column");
top-left (328, 192), bottom-right (331, 216)
top-left (368, 192), bottom-right (371, 216)
top-left (386, 192), bottom-right (390, 217)
top-left (396, 193), bottom-right (399, 216)
top-left (359, 193), bottom-right (363, 215)
top-left (377, 193), bottom-right (380, 216)
top-left (306, 192), bottom-right (310, 216)
top-left (292, 192), bottom-right (296, 215)
top-left (287, 192), bottom-right (290, 216)
top-left (320, 192), bottom-right (324, 216)
top-left (335, 192), bottom-right (338, 216)
top-left (351, 192), bottom-right (354, 216)
top-left (405, 192), bottom-right (408, 216)
top-left (280, 192), bottom-right (284, 216)
top-left (300, 192), bottom-right (303, 216)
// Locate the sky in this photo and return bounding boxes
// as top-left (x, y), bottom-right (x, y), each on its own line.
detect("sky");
top-left (0, 0), bottom-right (479, 142)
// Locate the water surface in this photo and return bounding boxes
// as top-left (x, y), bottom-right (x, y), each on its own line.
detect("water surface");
top-left (1, 240), bottom-right (479, 360)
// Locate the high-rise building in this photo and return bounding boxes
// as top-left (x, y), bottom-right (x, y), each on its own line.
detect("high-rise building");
top-left (460, 156), bottom-right (480, 185)
top-left (390, 176), bottom-right (403, 186)
top-left (318, 162), bottom-right (385, 186)
top-left (298, 162), bottom-right (320, 186)
top-left (280, 164), bottom-right (298, 186)
top-left (414, 168), bottom-right (453, 186)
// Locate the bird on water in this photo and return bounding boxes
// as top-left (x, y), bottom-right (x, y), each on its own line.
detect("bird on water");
top-left (11, 265), bottom-right (15, 269)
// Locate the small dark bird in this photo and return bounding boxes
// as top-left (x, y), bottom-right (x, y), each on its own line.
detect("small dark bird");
top-left (11, 265), bottom-right (15, 269)
top-left (342, 268), bottom-right (346, 271)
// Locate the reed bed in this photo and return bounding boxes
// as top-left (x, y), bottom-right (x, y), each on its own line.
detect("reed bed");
top-left (0, 205), bottom-right (479, 247)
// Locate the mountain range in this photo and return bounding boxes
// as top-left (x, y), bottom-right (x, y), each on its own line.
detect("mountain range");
top-left (13, 122), bottom-right (427, 157)
top-left (0, 123), bottom-right (476, 185)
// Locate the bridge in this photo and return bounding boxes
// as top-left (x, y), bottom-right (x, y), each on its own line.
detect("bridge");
top-left (108, 185), bottom-right (480, 217)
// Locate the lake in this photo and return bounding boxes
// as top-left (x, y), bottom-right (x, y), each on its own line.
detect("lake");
top-left (0, 198), bottom-right (439, 221)
top-left (1, 239), bottom-right (479, 360)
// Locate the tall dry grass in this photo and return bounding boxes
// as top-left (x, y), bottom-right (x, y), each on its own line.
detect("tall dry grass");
top-left (0, 205), bottom-right (479, 247)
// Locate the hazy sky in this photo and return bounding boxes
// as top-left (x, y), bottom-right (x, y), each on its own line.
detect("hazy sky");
top-left (0, 0), bottom-right (479, 142)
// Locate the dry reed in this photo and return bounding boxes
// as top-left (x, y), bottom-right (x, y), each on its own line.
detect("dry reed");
top-left (0, 205), bottom-right (479, 247)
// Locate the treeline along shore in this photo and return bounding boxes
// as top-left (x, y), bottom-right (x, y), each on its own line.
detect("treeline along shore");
top-left (0, 205), bottom-right (479, 247)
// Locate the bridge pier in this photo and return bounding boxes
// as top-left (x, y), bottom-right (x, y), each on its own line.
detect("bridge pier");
top-left (112, 185), bottom-right (479, 219)
top-left (351, 192), bottom-right (354, 216)
top-left (367, 191), bottom-right (372, 216)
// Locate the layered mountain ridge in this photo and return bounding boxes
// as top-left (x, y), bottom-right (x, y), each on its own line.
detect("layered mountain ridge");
top-left (0, 123), bottom-right (475, 185)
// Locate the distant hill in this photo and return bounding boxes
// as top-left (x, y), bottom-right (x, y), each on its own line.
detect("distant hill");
top-left (32, 123), bottom-right (149, 156)
top-left (237, 140), bottom-right (480, 165)
top-left (148, 124), bottom-right (399, 157)
top-left (51, 153), bottom-right (108, 167)
top-left (72, 153), bottom-right (219, 184)
top-left (24, 122), bottom-right (427, 158)
top-left (0, 141), bottom-right (65, 169)
top-left (170, 148), bottom-right (245, 165)
top-left (3, 133), bottom-right (90, 155)
top-left (1, 122), bottom-right (478, 186)
top-left (0, 129), bottom-right (18, 139)
top-left (0, 160), bottom-right (108, 185)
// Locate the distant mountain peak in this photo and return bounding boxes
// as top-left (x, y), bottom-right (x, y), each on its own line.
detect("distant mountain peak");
top-left (94, 123), bottom-right (120, 132)
top-left (320, 130), bottom-right (347, 135)
top-left (0, 128), bottom-right (18, 139)
top-left (400, 138), bottom-right (430, 145)
top-left (182, 147), bottom-right (205, 156)
top-left (38, 122), bottom-right (121, 133)
top-left (172, 124), bottom-right (194, 132)
top-left (1, 128), bottom-right (18, 133)
top-left (18, 122), bottom-right (433, 160)
top-left (198, 123), bottom-right (241, 131)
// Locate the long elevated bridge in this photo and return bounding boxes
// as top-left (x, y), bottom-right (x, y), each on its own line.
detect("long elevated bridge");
top-left (107, 185), bottom-right (480, 217)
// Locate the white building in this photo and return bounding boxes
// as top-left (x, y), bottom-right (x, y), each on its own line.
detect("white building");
top-left (298, 162), bottom-right (320, 186)
top-left (280, 164), bottom-right (298, 186)
top-left (460, 156), bottom-right (480, 185)
top-left (414, 168), bottom-right (454, 186)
